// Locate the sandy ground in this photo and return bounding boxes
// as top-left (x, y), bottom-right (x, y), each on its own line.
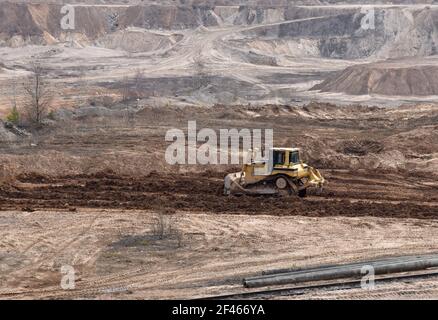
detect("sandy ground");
top-left (0, 1), bottom-right (437, 300)
top-left (0, 26), bottom-right (356, 112)
top-left (1, 209), bottom-right (438, 299)
top-left (0, 103), bottom-right (437, 299)
top-left (3, 3), bottom-right (438, 113)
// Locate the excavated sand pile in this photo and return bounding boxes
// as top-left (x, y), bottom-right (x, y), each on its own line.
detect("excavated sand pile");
top-left (2, 3), bottom-right (438, 60)
top-left (312, 57), bottom-right (438, 96)
top-left (2, 2), bottom-right (438, 100)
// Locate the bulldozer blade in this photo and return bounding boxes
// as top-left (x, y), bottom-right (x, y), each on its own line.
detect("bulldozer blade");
top-left (308, 167), bottom-right (325, 188)
top-left (224, 172), bottom-right (242, 195)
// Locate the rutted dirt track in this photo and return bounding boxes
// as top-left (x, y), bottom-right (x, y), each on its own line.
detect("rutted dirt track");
top-left (2, 207), bottom-right (438, 300)
top-left (1, 169), bottom-right (437, 219)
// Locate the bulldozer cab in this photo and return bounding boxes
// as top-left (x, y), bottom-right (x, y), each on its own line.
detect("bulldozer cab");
top-left (248, 148), bottom-right (302, 176)
top-left (273, 150), bottom-right (285, 166)
top-left (272, 148), bottom-right (301, 169)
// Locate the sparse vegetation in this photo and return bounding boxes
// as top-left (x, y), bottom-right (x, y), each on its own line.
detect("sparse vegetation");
top-left (133, 68), bottom-right (145, 99)
top-left (22, 63), bottom-right (52, 127)
top-left (6, 106), bottom-right (20, 125)
top-left (47, 110), bottom-right (56, 121)
top-left (119, 69), bottom-right (146, 103)
top-left (151, 211), bottom-right (184, 247)
top-left (120, 76), bottom-right (131, 103)
top-left (152, 212), bottom-right (169, 240)
top-left (193, 56), bottom-right (209, 91)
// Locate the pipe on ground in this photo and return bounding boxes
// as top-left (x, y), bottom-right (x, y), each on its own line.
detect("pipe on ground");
top-left (243, 257), bottom-right (438, 288)
top-left (260, 254), bottom-right (438, 276)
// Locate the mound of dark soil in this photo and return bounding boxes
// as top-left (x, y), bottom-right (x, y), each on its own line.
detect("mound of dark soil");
top-left (337, 139), bottom-right (384, 156)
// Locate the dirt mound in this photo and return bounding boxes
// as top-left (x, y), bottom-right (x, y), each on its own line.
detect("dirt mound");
top-left (96, 29), bottom-right (183, 53)
top-left (16, 172), bottom-right (52, 184)
top-left (1, 170), bottom-right (437, 219)
top-left (235, 38), bottom-right (320, 58)
top-left (384, 125), bottom-right (438, 154)
top-left (312, 60), bottom-right (438, 96)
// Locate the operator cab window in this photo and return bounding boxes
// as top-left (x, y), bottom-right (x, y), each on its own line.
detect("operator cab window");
top-left (290, 151), bottom-right (300, 164)
top-left (273, 151), bottom-right (285, 166)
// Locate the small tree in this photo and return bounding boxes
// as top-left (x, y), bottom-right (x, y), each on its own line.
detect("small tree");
top-left (120, 69), bottom-right (145, 103)
top-left (23, 63), bottom-right (52, 127)
top-left (120, 76), bottom-right (131, 103)
top-left (133, 68), bottom-right (145, 99)
top-left (6, 106), bottom-right (20, 124)
top-left (6, 78), bottom-right (20, 124)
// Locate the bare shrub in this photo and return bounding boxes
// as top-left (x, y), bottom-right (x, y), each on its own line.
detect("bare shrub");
top-left (120, 76), bottom-right (131, 103)
top-left (171, 215), bottom-right (184, 248)
top-left (133, 68), bottom-right (145, 99)
top-left (151, 211), bottom-right (184, 247)
top-left (119, 69), bottom-right (146, 103)
top-left (22, 63), bottom-right (52, 127)
top-left (152, 212), bottom-right (169, 240)
top-left (193, 55), bottom-right (209, 91)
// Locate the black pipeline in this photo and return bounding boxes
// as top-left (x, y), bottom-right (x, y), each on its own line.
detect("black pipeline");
top-left (243, 255), bottom-right (438, 288)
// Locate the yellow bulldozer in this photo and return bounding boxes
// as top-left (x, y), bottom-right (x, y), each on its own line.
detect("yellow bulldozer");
top-left (224, 148), bottom-right (325, 197)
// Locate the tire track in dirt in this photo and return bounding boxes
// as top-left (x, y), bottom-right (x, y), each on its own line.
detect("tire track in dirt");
top-left (0, 213), bottom-right (101, 287)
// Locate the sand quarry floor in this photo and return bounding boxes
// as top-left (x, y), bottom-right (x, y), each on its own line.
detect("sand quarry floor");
top-left (3, 7), bottom-right (438, 113)
top-left (0, 103), bottom-right (437, 299)
top-left (2, 209), bottom-right (438, 300)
